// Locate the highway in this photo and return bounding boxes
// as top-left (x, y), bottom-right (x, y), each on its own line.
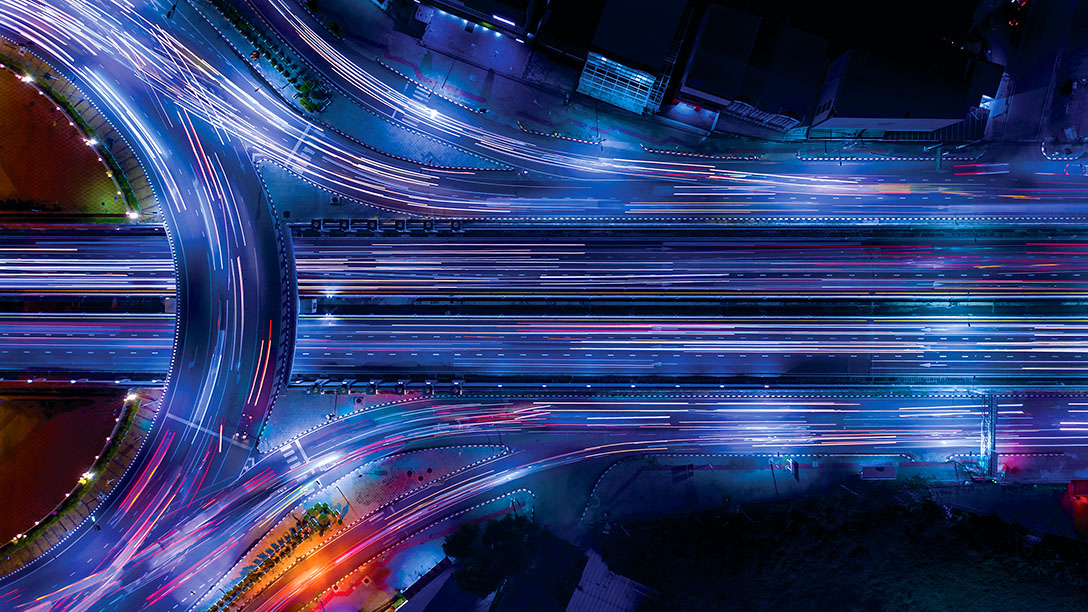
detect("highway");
top-left (0, 313), bottom-right (172, 373)
top-left (6, 313), bottom-right (1088, 384)
top-left (2, 0), bottom-right (1088, 225)
top-left (6, 228), bottom-right (1088, 384)
top-left (5, 228), bottom-right (1088, 385)
top-left (12, 229), bottom-right (1088, 301)
top-left (237, 0), bottom-right (1088, 224)
top-left (128, 390), bottom-right (1088, 610)
top-left (3, 0), bottom-right (1088, 610)
top-left (295, 233), bottom-right (1088, 300)
top-left (292, 314), bottom-right (1088, 381)
top-left (0, 230), bottom-right (174, 296)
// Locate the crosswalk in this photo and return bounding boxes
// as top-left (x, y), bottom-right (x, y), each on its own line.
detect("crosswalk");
top-left (282, 440), bottom-right (310, 470)
top-left (282, 445), bottom-right (301, 469)
top-left (408, 82), bottom-right (432, 103)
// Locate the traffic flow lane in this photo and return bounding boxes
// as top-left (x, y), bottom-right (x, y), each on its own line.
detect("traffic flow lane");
top-left (0, 313), bottom-right (173, 372)
top-left (292, 315), bottom-right (1088, 379)
top-left (296, 235), bottom-right (1088, 299)
top-left (10, 313), bottom-right (1088, 381)
top-left (17, 230), bottom-right (1088, 301)
top-left (0, 231), bottom-right (174, 296)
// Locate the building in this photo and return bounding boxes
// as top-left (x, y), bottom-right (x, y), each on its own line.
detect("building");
top-left (678, 5), bottom-right (760, 108)
top-left (422, 0), bottom-right (545, 37)
top-left (676, 4), bottom-right (828, 131)
top-left (575, 0), bottom-right (692, 114)
top-left (565, 550), bottom-right (657, 612)
top-left (811, 50), bottom-right (1003, 132)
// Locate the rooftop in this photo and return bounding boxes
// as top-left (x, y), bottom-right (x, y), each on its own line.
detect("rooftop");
top-left (590, 0), bottom-right (687, 72)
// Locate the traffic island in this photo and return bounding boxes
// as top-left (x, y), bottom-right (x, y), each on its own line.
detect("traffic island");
top-left (0, 41), bottom-right (156, 222)
top-left (0, 390), bottom-right (159, 578)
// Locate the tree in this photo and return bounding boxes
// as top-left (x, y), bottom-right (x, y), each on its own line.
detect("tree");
top-left (443, 515), bottom-right (540, 597)
top-left (443, 522), bottom-right (480, 559)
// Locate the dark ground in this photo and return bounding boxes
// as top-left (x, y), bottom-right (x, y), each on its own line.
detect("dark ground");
top-left (0, 68), bottom-right (121, 215)
top-left (0, 389), bottom-right (122, 542)
top-left (597, 479), bottom-right (1088, 612)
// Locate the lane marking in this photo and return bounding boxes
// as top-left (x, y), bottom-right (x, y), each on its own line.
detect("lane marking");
top-left (165, 412), bottom-right (250, 450)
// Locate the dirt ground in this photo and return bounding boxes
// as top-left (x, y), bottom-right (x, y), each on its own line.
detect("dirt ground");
top-left (0, 68), bottom-right (123, 216)
top-left (0, 389), bottom-right (122, 542)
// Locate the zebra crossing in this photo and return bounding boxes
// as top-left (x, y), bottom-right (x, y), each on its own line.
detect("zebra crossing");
top-left (282, 440), bottom-right (309, 469)
top-left (408, 82), bottom-right (433, 103)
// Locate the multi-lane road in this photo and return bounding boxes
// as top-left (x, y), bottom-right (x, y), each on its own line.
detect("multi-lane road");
top-left (296, 232), bottom-right (1088, 300)
top-left (0, 313), bottom-right (172, 373)
top-left (10, 228), bottom-right (1088, 301)
top-left (4, 0), bottom-right (1088, 610)
top-left (292, 314), bottom-right (1088, 381)
top-left (5, 312), bottom-right (1088, 384)
top-left (6, 229), bottom-right (1088, 384)
top-left (0, 230), bottom-right (175, 296)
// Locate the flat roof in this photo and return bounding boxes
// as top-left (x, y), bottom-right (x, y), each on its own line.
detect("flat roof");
top-left (829, 51), bottom-right (967, 120)
top-left (590, 0), bottom-right (687, 73)
top-left (757, 26), bottom-right (829, 118)
top-left (682, 4), bottom-right (761, 100)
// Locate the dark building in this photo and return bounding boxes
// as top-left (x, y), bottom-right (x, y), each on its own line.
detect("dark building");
top-left (575, 0), bottom-right (692, 114)
top-left (676, 4), bottom-right (828, 130)
top-left (423, 0), bottom-right (545, 36)
top-left (811, 50), bottom-right (1003, 131)
top-left (679, 5), bottom-right (761, 104)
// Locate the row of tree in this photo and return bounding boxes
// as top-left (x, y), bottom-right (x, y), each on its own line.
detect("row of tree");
top-left (206, 0), bottom-right (329, 112)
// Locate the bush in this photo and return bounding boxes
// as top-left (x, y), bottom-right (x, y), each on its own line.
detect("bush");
top-left (443, 523), bottom-right (480, 559)
top-left (443, 515), bottom-right (540, 596)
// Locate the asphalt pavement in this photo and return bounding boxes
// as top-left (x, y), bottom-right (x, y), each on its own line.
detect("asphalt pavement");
top-left (6, 0), bottom-right (1088, 610)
